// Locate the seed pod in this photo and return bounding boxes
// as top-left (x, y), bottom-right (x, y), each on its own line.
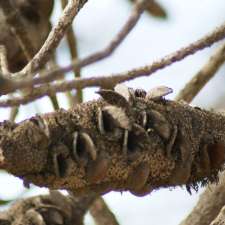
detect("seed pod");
top-left (122, 130), bottom-right (129, 157)
top-left (127, 162), bottom-right (150, 192)
top-left (130, 184), bottom-right (153, 197)
top-left (169, 129), bottom-right (192, 185)
top-left (199, 144), bottom-right (210, 174)
top-left (52, 144), bottom-right (69, 177)
top-left (114, 83), bottom-right (134, 103)
top-left (86, 152), bottom-right (111, 183)
top-left (134, 88), bottom-right (147, 98)
top-left (166, 125), bottom-right (177, 157)
top-left (96, 89), bottom-right (130, 109)
top-left (25, 209), bottom-right (45, 225)
top-left (97, 108), bottom-right (105, 135)
top-left (141, 111), bottom-right (147, 128)
top-left (124, 124), bottom-right (149, 160)
top-left (147, 110), bottom-right (171, 140)
top-left (97, 107), bottom-right (124, 140)
top-left (146, 86), bottom-right (173, 101)
top-left (206, 142), bottom-right (225, 170)
top-left (31, 114), bottom-right (50, 138)
top-left (102, 106), bottom-right (131, 130)
top-left (72, 132), bottom-right (97, 166)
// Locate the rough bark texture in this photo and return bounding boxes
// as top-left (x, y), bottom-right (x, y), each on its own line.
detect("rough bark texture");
top-left (0, 86), bottom-right (225, 197)
top-left (0, 191), bottom-right (96, 225)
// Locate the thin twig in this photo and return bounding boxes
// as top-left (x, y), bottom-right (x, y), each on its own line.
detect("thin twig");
top-left (61, 0), bottom-right (83, 104)
top-left (0, 46), bottom-right (19, 120)
top-left (17, 0), bottom-right (146, 81)
top-left (31, 22), bottom-right (225, 88)
top-left (176, 42), bottom-right (225, 103)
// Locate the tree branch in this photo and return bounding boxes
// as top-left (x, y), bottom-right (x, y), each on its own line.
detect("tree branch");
top-left (33, 22), bottom-right (225, 87)
top-left (176, 42), bottom-right (225, 103)
top-left (0, 23), bottom-right (224, 106)
top-left (90, 197), bottom-right (120, 225)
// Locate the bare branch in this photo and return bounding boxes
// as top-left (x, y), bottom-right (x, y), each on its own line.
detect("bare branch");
top-left (176, 43), bottom-right (225, 103)
top-left (90, 197), bottom-right (120, 225)
top-left (36, 22), bottom-right (225, 87)
top-left (0, 23), bottom-right (224, 107)
top-left (61, 0), bottom-right (83, 104)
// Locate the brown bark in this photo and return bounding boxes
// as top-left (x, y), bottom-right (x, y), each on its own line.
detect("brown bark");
top-left (0, 88), bottom-right (225, 196)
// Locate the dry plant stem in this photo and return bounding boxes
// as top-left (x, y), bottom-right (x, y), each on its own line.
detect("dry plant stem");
top-left (0, 0), bottom-right (146, 84)
top-left (0, 190), bottom-right (96, 225)
top-left (0, 46), bottom-right (20, 121)
top-left (179, 172), bottom-right (225, 225)
top-left (36, 0), bottom-right (148, 86)
top-left (90, 197), bottom-right (120, 225)
top-left (0, 0), bottom-right (34, 60)
top-left (66, 29), bottom-right (83, 102)
top-left (16, 0), bottom-right (88, 77)
top-left (176, 42), bottom-right (225, 103)
top-left (0, 22), bottom-right (224, 106)
top-left (61, 0), bottom-right (83, 103)
top-left (1, 93), bottom-right (225, 196)
top-left (32, 22), bottom-right (225, 87)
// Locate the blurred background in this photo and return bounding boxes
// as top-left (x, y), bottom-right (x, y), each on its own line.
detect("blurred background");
top-left (0, 0), bottom-right (225, 224)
